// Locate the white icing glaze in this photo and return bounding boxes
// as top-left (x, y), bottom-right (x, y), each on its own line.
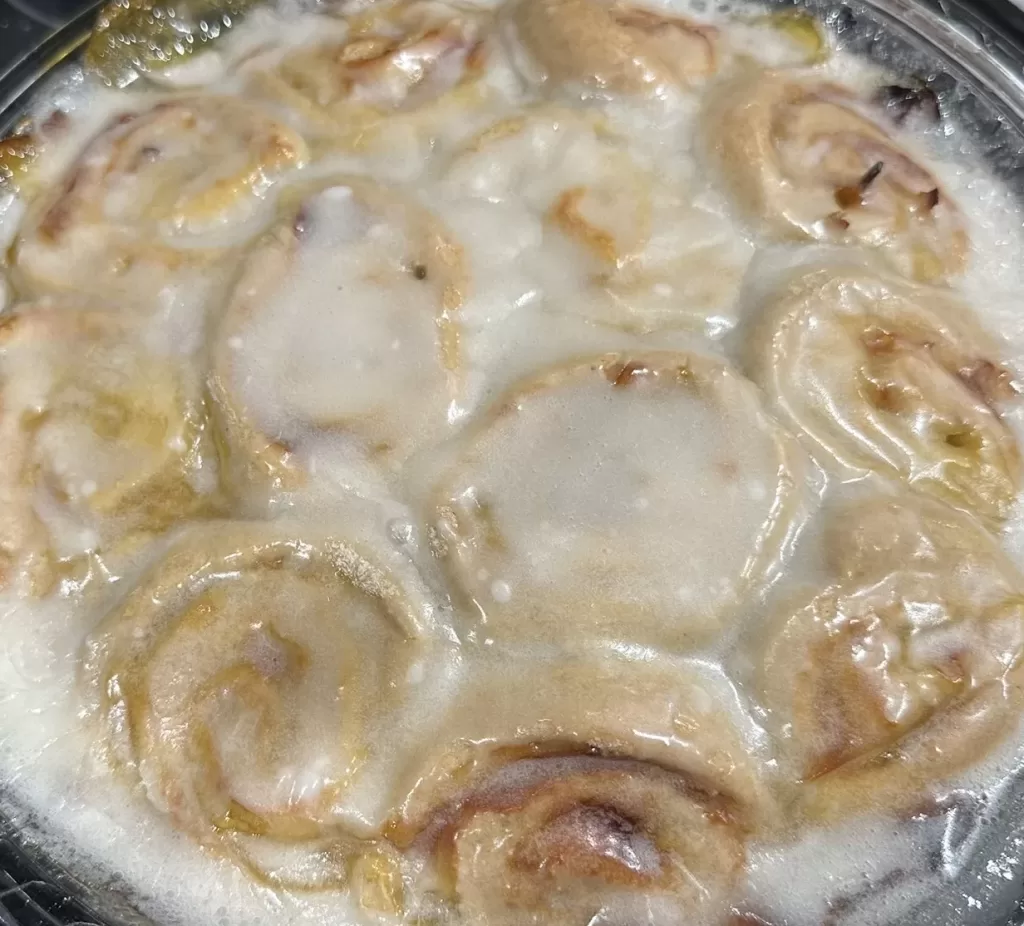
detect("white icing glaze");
top-left (0, 1), bottom-right (1023, 926)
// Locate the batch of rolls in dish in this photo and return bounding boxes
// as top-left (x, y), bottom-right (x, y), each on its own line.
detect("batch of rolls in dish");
top-left (0, 0), bottom-right (1020, 922)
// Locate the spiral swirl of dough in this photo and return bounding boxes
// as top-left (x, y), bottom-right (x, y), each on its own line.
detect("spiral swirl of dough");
top-left (0, 303), bottom-right (216, 596)
top-left (706, 71), bottom-right (967, 281)
top-left (758, 494), bottom-right (1024, 823)
top-left (387, 655), bottom-right (769, 926)
top-left (81, 520), bottom-right (439, 889)
top-left (442, 107), bottom-right (748, 333)
top-left (742, 260), bottom-right (1020, 520)
top-left (14, 97), bottom-right (307, 305)
top-left (248, 0), bottom-right (489, 148)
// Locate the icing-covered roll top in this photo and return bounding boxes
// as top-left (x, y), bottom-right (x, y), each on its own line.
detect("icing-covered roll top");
top-left (80, 520), bottom-right (442, 889)
top-left (387, 656), bottom-right (770, 926)
top-left (509, 0), bottom-right (717, 96)
top-left (706, 71), bottom-right (967, 281)
top-left (757, 494), bottom-right (1024, 822)
top-left (14, 97), bottom-right (307, 304)
top-left (427, 351), bottom-right (818, 650)
top-left (0, 303), bottom-right (217, 596)
top-left (209, 176), bottom-right (466, 504)
top-left (742, 261), bottom-right (1020, 520)
top-left (441, 107), bottom-right (749, 333)
top-left (248, 0), bottom-right (490, 143)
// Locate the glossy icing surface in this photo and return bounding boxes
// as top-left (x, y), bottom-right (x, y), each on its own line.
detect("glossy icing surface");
top-left (1, 2), bottom-right (1024, 925)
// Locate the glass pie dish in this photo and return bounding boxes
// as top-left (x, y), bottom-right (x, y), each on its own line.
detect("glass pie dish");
top-left (3, 1), bottom-right (1024, 926)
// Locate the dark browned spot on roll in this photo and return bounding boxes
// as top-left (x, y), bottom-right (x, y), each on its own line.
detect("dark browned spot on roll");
top-left (943, 425), bottom-right (982, 453)
top-left (958, 359), bottom-right (1018, 406)
top-left (864, 380), bottom-right (903, 413)
top-left (0, 314), bottom-right (21, 343)
top-left (512, 803), bottom-right (660, 884)
top-left (549, 187), bottom-right (618, 263)
top-left (834, 186), bottom-right (861, 210)
top-left (38, 167), bottom-right (85, 240)
top-left (411, 262), bottom-right (428, 280)
top-left (268, 131), bottom-right (300, 163)
top-left (40, 110), bottom-right (69, 135)
top-left (605, 361), bottom-right (647, 387)
top-left (918, 188), bottom-right (940, 212)
top-left (835, 162), bottom-right (884, 210)
top-left (465, 39), bottom-right (488, 74)
top-left (717, 460), bottom-right (739, 481)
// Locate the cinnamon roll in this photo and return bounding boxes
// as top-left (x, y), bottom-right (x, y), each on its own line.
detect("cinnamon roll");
top-left (509, 0), bottom-right (717, 96)
top-left (388, 655), bottom-right (768, 926)
top-left (758, 494), bottom-right (1024, 822)
top-left (742, 260), bottom-right (1020, 520)
top-left (427, 351), bottom-right (818, 649)
top-left (0, 303), bottom-right (216, 596)
top-left (13, 97), bottom-right (307, 305)
top-left (81, 520), bottom-right (439, 889)
top-left (442, 108), bottom-right (748, 333)
top-left (209, 176), bottom-right (466, 504)
top-left (706, 71), bottom-right (967, 281)
top-left (247, 0), bottom-right (489, 147)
